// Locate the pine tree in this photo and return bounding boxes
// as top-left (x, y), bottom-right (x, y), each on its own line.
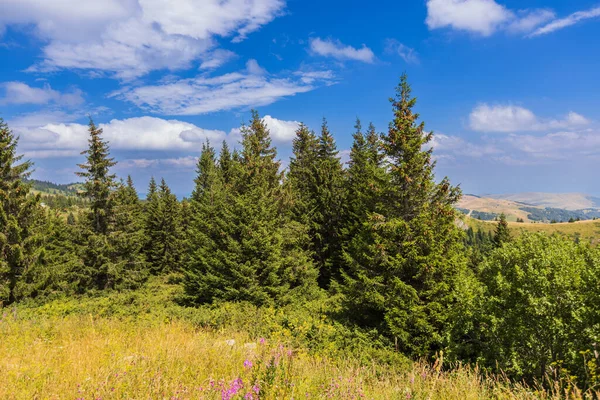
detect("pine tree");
top-left (342, 119), bottom-right (387, 254)
top-left (76, 118), bottom-right (116, 235)
top-left (107, 177), bottom-right (147, 288)
top-left (146, 179), bottom-right (183, 274)
top-left (311, 118), bottom-right (346, 288)
top-left (342, 75), bottom-right (466, 357)
top-left (288, 123), bottom-right (319, 226)
top-left (494, 213), bottom-right (511, 248)
top-left (0, 118), bottom-right (44, 304)
top-left (184, 112), bottom-right (317, 305)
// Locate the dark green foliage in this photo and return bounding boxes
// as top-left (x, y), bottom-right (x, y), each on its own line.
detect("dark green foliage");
top-left (342, 120), bottom-right (387, 258)
top-left (143, 178), bottom-right (183, 274)
top-left (493, 213), bottom-right (511, 248)
top-left (75, 121), bottom-right (146, 291)
top-left (287, 123), bottom-right (319, 227)
top-left (184, 112), bottom-right (318, 306)
top-left (32, 211), bottom-right (82, 297)
top-left (312, 119), bottom-right (346, 288)
top-left (0, 118), bottom-right (44, 305)
top-left (341, 75), bottom-right (467, 357)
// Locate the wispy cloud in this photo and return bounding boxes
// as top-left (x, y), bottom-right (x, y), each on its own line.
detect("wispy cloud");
top-left (529, 6), bottom-right (600, 37)
top-left (309, 37), bottom-right (375, 63)
top-left (384, 39), bottom-right (419, 64)
top-left (1, 82), bottom-right (84, 107)
top-left (111, 60), bottom-right (333, 115)
top-left (425, 0), bottom-right (560, 37)
top-left (0, 0), bottom-right (285, 78)
top-left (469, 104), bottom-right (590, 133)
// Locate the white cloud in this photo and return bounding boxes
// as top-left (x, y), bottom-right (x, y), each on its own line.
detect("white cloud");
top-left (11, 112), bottom-right (300, 158)
top-left (431, 133), bottom-right (502, 158)
top-left (12, 116), bottom-right (227, 157)
top-left (469, 104), bottom-right (590, 133)
top-left (384, 39), bottom-right (419, 64)
top-left (309, 37), bottom-right (374, 63)
top-left (506, 131), bottom-right (600, 161)
top-left (111, 64), bottom-right (333, 115)
top-left (530, 6), bottom-right (600, 37)
top-left (1, 82), bottom-right (84, 106)
top-left (0, 0), bottom-right (285, 78)
top-left (425, 0), bottom-right (556, 36)
top-left (118, 156), bottom-right (199, 169)
top-left (507, 9), bottom-right (555, 34)
top-left (262, 115), bottom-right (299, 143)
top-left (199, 49), bottom-right (237, 70)
top-left (426, 0), bottom-right (512, 36)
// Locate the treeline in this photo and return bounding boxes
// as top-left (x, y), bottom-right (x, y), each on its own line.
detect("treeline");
top-left (2, 75), bottom-right (600, 389)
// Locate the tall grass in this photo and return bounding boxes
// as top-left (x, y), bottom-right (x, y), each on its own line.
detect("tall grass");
top-left (0, 311), bottom-right (595, 399)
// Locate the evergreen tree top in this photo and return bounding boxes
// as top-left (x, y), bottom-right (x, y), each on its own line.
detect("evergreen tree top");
top-left (147, 176), bottom-right (157, 198)
top-left (76, 118), bottom-right (117, 194)
top-left (240, 110), bottom-right (281, 188)
top-left (0, 118), bottom-right (33, 187)
top-left (318, 118), bottom-right (339, 159)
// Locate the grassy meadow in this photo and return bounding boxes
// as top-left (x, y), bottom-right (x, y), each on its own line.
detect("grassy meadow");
top-left (0, 278), bottom-right (596, 400)
top-left (465, 216), bottom-right (600, 244)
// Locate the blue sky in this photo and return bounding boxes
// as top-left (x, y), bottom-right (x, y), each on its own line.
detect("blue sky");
top-left (1, 0), bottom-right (600, 197)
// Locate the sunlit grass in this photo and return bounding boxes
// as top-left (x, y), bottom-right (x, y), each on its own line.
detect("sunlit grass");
top-left (0, 312), bottom-right (595, 399)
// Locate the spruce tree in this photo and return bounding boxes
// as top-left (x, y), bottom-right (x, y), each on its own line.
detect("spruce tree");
top-left (312, 119), bottom-right (346, 287)
top-left (107, 177), bottom-right (147, 288)
top-left (184, 112), bottom-right (317, 305)
top-left (288, 123), bottom-right (319, 226)
top-left (342, 75), bottom-right (467, 357)
top-left (494, 213), bottom-right (511, 248)
top-left (76, 118), bottom-right (116, 235)
top-left (342, 119), bottom-right (387, 254)
top-left (144, 178), bottom-right (183, 274)
top-left (0, 118), bottom-right (44, 304)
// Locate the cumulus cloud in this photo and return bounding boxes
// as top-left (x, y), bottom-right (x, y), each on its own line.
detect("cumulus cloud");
top-left (384, 39), bottom-right (419, 64)
top-left (426, 0), bottom-right (513, 36)
top-left (11, 116), bottom-right (227, 158)
top-left (262, 115), bottom-right (299, 143)
top-left (469, 104), bottom-right (590, 133)
top-left (118, 156), bottom-right (199, 170)
top-left (1, 82), bottom-right (84, 106)
top-left (10, 113), bottom-right (301, 158)
top-left (0, 0), bottom-right (285, 78)
top-left (309, 37), bottom-right (374, 63)
top-left (111, 63), bottom-right (333, 115)
top-left (425, 0), bottom-right (558, 37)
top-left (530, 6), bottom-right (600, 37)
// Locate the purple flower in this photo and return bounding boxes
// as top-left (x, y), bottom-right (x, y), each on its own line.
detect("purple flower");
top-left (259, 337), bottom-right (266, 345)
top-left (244, 359), bottom-right (253, 369)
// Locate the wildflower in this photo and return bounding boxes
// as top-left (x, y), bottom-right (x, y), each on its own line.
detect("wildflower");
top-left (259, 337), bottom-right (266, 345)
top-left (244, 359), bottom-right (253, 369)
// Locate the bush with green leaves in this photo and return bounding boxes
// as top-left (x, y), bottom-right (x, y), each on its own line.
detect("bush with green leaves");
top-left (475, 233), bottom-right (600, 387)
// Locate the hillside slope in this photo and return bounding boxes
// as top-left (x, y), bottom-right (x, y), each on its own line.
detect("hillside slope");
top-left (488, 192), bottom-right (600, 211)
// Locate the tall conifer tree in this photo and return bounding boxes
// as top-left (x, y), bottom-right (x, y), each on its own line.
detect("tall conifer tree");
top-left (184, 112), bottom-right (317, 305)
top-left (342, 74), bottom-right (466, 356)
top-left (0, 119), bottom-right (44, 304)
top-left (312, 119), bottom-right (346, 288)
top-left (76, 118), bottom-right (116, 235)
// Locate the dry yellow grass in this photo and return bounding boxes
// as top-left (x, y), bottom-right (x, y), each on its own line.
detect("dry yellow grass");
top-left (0, 313), bottom-right (594, 400)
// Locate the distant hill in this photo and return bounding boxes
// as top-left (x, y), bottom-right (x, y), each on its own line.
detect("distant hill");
top-left (457, 193), bottom-right (600, 223)
top-left (24, 179), bottom-right (83, 196)
top-left (487, 192), bottom-right (600, 211)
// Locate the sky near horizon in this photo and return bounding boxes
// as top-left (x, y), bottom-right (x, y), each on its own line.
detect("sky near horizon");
top-left (1, 0), bottom-right (599, 197)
